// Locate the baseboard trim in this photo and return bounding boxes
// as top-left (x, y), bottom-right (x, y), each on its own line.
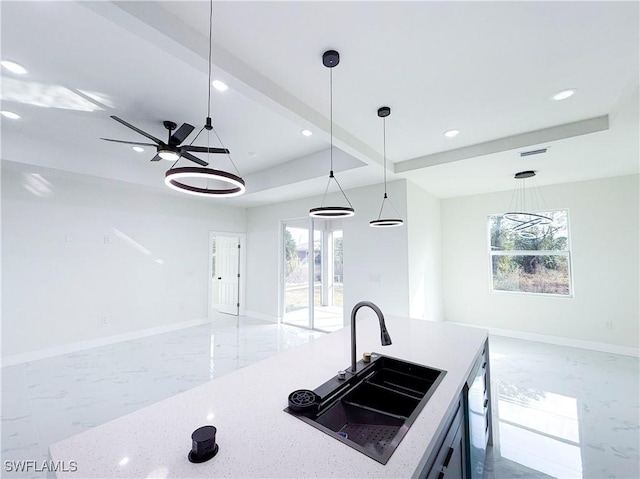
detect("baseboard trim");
top-left (445, 321), bottom-right (639, 358)
top-left (245, 310), bottom-right (279, 323)
top-left (2, 318), bottom-right (211, 368)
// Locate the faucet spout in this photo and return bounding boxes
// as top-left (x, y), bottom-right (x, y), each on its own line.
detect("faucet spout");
top-left (351, 301), bottom-right (392, 372)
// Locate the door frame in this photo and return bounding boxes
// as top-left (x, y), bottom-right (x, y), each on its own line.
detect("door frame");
top-left (208, 231), bottom-right (246, 318)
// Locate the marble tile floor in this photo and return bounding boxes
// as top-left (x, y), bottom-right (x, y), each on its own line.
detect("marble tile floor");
top-left (1, 315), bottom-right (323, 479)
top-left (1, 320), bottom-right (638, 479)
top-left (484, 336), bottom-right (639, 479)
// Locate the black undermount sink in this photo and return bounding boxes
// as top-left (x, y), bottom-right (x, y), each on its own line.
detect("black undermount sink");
top-left (285, 355), bottom-right (446, 464)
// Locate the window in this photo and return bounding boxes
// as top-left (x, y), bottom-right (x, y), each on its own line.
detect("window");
top-left (488, 210), bottom-right (572, 296)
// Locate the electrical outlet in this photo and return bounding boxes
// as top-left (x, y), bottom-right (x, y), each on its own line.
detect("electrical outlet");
top-left (605, 320), bottom-right (614, 330)
top-left (178, 303), bottom-right (184, 312)
top-left (100, 316), bottom-right (109, 325)
top-left (104, 235), bottom-right (112, 244)
top-left (65, 234), bottom-right (72, 243)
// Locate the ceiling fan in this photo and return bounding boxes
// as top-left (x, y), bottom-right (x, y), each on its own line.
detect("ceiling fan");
top-left (101, 115), bottom-right (229, 167)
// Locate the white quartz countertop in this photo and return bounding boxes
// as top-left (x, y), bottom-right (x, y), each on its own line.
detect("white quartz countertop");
top-left (49, 316), bottom-right (487, 478)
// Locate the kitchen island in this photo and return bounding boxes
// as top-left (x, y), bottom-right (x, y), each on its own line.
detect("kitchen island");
top-left (49, 315), bottom-right (489, 478)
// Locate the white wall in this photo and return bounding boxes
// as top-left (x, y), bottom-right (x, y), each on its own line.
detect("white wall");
top-left (245, 180), bottom-right (409, 324)
top-left (406, 182), bottom-right (443, 321)
top-left (441, 174), bottom-right (639, 349)
top-left (1, 162), bottom-right (246, 358)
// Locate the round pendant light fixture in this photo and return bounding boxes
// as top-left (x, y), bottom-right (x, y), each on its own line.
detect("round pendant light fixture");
top-left (504, 170), bottom-right (552, 238)
top-left (370, 106), bottom-right (403, 228)
top-left (309, 50), bottom-right (355, 218)
top-left (165, 0), bottom-right (245, 198)
top-left (165, 167), bottom-right (245, 197)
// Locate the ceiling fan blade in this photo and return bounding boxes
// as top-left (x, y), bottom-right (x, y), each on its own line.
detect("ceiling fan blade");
top-left (150, 154), bottom-right (162, 162)
top-left (110, 115), bottom-right (162, 144)
top-left (182, 145), bottom-right (230, 154)
top-left (169, 123), bottom-right (195, 146)
top-left (100, 138), bottom-right (157, 147)
top-left (181, 151), bottom-right (209, 167)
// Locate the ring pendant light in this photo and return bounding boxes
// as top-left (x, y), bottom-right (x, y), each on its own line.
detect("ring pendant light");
top-left (370, 106), bottom-right (403, 227)
top-left (165, 0), bottom-right (245, 198)
top-left (503, 170), bottom-right (552, 238)
top-left (309, 50), bottom-right (355, 218)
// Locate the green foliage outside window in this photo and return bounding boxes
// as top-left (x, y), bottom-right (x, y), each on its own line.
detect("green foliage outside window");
top-left (489, 210), bottom-right (571, 296)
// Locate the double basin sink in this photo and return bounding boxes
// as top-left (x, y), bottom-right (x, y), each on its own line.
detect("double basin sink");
top-left (285, 354), bottom-right (446, 464)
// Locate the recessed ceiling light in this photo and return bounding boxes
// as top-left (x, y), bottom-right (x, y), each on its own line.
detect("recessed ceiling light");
top-left (132, 146), bottom-right (144, 153)
top-left (212, 80), bottom-right (228, 92)
top-left (1, 60), bottom-right (28, 75)
top-left (551, 89), bottom-right (575, 101)
top-left (300, 129), bottom-right (313, 137)
top-left (444, 129), bottom-right (460, 138)
top-left (1, 110), bottom-right (21, 120)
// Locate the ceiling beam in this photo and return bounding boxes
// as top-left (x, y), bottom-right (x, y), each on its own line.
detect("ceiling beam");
top-left (81, 1), bottom-right (384, 170)
top-left (394, 115), bottom-right (609, 173)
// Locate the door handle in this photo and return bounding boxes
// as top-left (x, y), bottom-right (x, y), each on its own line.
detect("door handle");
top-left (437, 446), bottom-right (455, 479)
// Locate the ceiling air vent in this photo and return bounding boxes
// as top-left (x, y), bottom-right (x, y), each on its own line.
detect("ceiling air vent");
top-left (520, 147), bottom-right (548, 157)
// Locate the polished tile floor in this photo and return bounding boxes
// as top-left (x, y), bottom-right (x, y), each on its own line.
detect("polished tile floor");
top-left (1, 318), bottom-right (638, 478)
top-left (1, 315), bottom-right (322, 478)
top-left (484, 336), bottom-right (639, 479)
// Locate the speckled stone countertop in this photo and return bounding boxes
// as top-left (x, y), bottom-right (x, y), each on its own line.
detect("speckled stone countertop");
top-left (49, 316), bottom-right (488, 478)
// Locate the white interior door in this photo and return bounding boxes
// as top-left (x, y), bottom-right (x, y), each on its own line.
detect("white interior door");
top-left (212, 235), bottom-right (240, 316)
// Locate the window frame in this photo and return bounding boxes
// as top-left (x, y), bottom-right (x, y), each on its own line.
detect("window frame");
top-left (487, 209), bottom-right (574, 298)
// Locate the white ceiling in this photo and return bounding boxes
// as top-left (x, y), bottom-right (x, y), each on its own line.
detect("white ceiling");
top-left (1, 1), bottom-right (638, 206)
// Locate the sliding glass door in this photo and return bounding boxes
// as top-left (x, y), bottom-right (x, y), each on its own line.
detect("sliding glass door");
top-left (282, 218), bottom-right (344, 332)
top-left (282, 219), bottom-right (312, 328)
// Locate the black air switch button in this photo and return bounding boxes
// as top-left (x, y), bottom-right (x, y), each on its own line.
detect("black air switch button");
top-left (188, 425), bottom-right (219, 463)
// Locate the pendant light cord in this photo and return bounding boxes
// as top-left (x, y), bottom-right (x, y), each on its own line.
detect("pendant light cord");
top-left (375, 110), bottom-right (400, 220)
top-left (330, 66), bottom-right (333, 173)
top-left (383, 116), bottom-right (387, 196)
top-left (319, 58), bottom-right (353, 209)
top-left (202, 0), bottom-right (241, 177)
top-left (207, 0), bottom-right (213, 120)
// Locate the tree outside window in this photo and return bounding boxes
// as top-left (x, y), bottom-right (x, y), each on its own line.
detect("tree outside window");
top-left (489, 210), bottom-right (572, 296)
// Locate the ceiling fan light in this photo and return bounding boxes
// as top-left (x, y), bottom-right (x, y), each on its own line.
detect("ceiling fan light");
top-left (158, 149), bottom-right (180, 161)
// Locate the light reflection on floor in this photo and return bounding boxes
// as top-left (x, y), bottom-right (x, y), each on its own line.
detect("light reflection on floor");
top-left (485, 335), bottom-right (639, 479)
